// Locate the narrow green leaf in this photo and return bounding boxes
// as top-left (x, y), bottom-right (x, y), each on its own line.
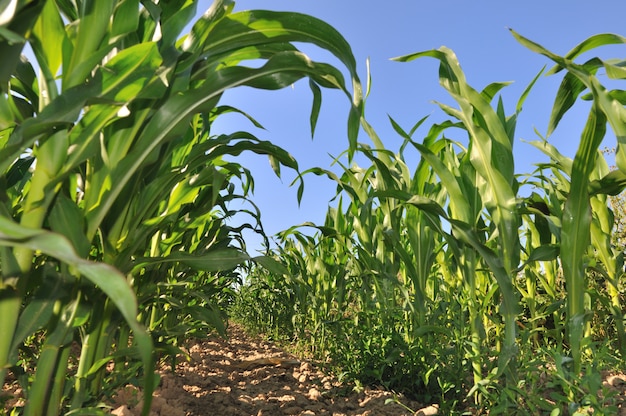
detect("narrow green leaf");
top-left (48, 194), bottom-right (90, 258)
top-left (309, 79), bottom-right (322, 138)
top-left (547, 33), bottom-right (626, 75)
top-left (414, 142), bottom-right (472, 222)
top-left (561, 102), bottom-right (607, 373)
top-left (159, 0), bottom-right (197, 47)
top-left (588, 169), bottom-right (626, 196)
top-left (481, 81), bottom-right (512, 102)
top-left (188, 304), bottom-right (226, 337)
top-left (202, 9), bottom-right (363, 150)
top-left (98, 42), bottom-right (162, 101)
top-left (525, 244), bottom-right (560, 263)
top-left (548, 71), bottom-right (589, 136)
top-left (64, 0), bottom-right (117, 88)
top-left (516, 66), bottom-right (544, 114)
top-left (31, 0), bottom-right (66, 77)
top-left (9, 281), bottom-right (60, 363)
top-left (213, 105), bottom-right (266, 130)
top-left (0, 0), bottom-right (45, 90)
top-left (137, 248), bottom-right (250, 272)
top-left (252, 255), bottom-right (289, 275)
top-left (0, 81), bottom-right (98, 174)
top-left (110, 0), bottom-right (139, 40)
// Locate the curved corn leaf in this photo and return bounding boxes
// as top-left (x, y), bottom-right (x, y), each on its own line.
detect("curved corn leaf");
top-left (545, 33), bottom-right (626, 75)
top-left (87, 50), bottom-right (352, 237)
top-left (394, 47), bottom-right (522, 291)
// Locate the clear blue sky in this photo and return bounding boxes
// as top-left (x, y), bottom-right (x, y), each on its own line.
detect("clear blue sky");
top-left (202, 1), bottom-right (626, 253)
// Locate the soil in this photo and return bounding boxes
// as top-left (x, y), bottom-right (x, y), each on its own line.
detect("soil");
top-left (1, 323), bottom-right (436, 416)
top-left (109, 323), bottom-right (436, 416)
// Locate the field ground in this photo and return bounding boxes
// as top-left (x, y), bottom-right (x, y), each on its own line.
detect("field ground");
top-left (4, 324), bottom-right (626, 415)
top-left (2, 323), bottom-right (436, 416)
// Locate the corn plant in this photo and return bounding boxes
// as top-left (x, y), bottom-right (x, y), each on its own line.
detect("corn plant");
top-left (510, 32), bottom-right (626, 378)
top-left (380, 51), bottom-right (540, 408)
top-left (234, 31), bottom-right (626, 414)
top-left (0, 0), bottom-right (362, 413)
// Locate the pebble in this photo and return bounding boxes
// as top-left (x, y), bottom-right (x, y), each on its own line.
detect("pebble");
top-left (111, 405), bottom-right (133, 416)
top-left (416, 404), bottom-right (440, 415)
top-left (605, 374), bottom-right (626, 388)
top-left (308, 387), bottom-right (321, 401)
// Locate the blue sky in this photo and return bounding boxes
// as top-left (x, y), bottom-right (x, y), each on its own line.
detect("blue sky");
top-left (202, 1), bottom-right (626, 253)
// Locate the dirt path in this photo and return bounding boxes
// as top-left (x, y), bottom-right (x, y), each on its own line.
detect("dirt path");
top-left (109, 323), bottom-right (437, 416)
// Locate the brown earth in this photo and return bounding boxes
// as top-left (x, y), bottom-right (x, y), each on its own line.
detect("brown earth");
top-left (4, 323), bottom-right (626, 415)
top-left (1, 323), bottom-right (435, 416)
top-left (108, 323), bottom-right (436, 416)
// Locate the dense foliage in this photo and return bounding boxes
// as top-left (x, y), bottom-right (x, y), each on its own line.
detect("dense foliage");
top-left (1, 0), bottom-right (626, 415)
top-left (0, 1), bottom-right (361, 414)
top-left (232, 35), bottom-right (626, 414)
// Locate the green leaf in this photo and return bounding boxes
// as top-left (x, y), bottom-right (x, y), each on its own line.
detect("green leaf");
top-left (548, 71), bottom-right (591, 136)
top-left (136, 248), bottom-right (250, 272)
top-left (110, 0), bottom-right (140, 40)
top-left (588, 169), bottom-right (626, 196)
top-left (525, 244), bottom-right (560, 263)
top-left (561, 102), bottom-right (607, 372)
top-left (0, 81), bottom-right (98, 174)
top-left (188, 304), bottom-right (226, 337)
top-left (31, 0), bottom-right (66, 78)
top-left (9, 280), bottom-right (60, 363)
top-left (205, 10), bottom-right (359, 81)
top-left (202, 9), bottom-right (363, 150)
top-left (0, 216), bottom-right (155, 410)
top-left (64, 0), bottom-right (117, 88)
top-left (252, 255), bottom-right (289, 276)
top-left (516, 66), bottom-right (544, 114)
top-left (546, 33), bottom-right (626, 75)
top-left (98, 42), bottom-right (163, 101)
top-left (0, 0), bottom-right (45, 91)
top-left (87, 50), bottom-right (343, 237)
top-left (525, 137), bottom-right (573, 175)
top-left (159, 0), bottom-right (197, 47)
top-left (481, 81), bottom-right (512, 102)
top-left (414, 142), bottom-right (472, 222)
top-left (309, 79), bottom-right (322, 138)
top-left (48, 194), bottom-right (90, 258)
